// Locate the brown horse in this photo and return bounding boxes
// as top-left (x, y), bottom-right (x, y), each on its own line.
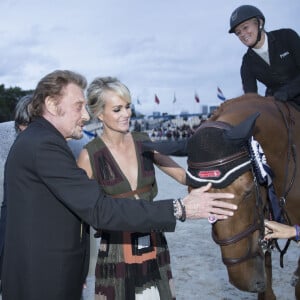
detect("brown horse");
top-left (190, 94), bottom-right (300, 299)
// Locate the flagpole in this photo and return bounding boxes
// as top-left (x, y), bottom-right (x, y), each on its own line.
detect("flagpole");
top-left (173, 92), bottom-right (176, 115)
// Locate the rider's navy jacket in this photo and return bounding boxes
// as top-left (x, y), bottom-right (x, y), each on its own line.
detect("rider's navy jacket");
top-left (240, 28), bottom-right (300, 101)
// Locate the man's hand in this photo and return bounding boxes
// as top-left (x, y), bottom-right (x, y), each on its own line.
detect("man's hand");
top-left (182, 183), bottom-right (236, 220)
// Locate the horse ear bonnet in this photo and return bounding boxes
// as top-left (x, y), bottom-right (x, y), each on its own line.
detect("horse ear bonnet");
top-left (223, 112), bottom-right (260, 143)
top-left (186, 113), bottom-right (260, 189)
top-left (142, 113), bottom-right (259, 189)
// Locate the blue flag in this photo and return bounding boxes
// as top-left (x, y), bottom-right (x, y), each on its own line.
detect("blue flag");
top-left (217, 87), bottom-right (226, 101)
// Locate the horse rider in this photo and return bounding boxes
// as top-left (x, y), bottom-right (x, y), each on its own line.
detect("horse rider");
top-left (229, 5), bottom-right (300, 109)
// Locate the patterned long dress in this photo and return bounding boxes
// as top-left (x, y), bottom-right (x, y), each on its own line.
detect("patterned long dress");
top-left (85, 132), bottom-right (175, 300)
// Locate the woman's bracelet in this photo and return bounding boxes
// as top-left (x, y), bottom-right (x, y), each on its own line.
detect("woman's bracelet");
top-left (294, 224), bottom-right (300, 242)
top-left (173, 198), bottom-right (186, 222)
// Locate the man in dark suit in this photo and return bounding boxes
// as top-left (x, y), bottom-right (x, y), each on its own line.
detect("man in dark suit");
top-left (2, 70), bottom-right (236, 300)
top-left (0, 94), bottom-right (33, 294)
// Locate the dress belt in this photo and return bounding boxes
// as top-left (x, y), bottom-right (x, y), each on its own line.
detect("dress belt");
top-left (112, 184), bottom-right (152, 198)
top-left (94, 184), bottom-right (153, 237)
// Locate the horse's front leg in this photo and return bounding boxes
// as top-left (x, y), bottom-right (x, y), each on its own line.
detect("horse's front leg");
top-left (258, 251), bottom-right (276, 300)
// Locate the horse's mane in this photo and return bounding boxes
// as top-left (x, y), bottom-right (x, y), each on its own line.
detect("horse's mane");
top-left (210, 93), bottom-right (267, 121)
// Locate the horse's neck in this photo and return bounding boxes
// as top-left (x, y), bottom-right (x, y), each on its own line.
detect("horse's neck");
top-left (212, 99), bottom-right (296, 170)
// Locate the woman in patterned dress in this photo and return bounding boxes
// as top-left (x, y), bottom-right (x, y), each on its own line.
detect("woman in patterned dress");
top-left (77, 77), bottom-right (186, 300)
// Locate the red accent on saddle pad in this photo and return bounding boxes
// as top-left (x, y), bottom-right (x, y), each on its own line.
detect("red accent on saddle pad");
top-left (198, 170), bottom-right (221, 178)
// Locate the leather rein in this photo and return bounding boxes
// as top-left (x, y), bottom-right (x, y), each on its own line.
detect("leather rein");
top-left (273, 101), bottom-right (297, 267)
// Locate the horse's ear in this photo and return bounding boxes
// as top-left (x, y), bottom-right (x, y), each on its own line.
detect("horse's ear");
top-left (224, 112), bottom-right (260, 145)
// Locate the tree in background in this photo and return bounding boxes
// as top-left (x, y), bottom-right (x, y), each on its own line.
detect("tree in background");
top-left (0, 84), bottom-right (34, 122)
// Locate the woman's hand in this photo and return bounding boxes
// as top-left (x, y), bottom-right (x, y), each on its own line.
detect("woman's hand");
top-left (264, 220), bottom-right (296, 240)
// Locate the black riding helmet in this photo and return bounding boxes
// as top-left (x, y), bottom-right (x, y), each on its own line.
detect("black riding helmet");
top-left (229, 5), bottom-right (265, 33)
top-left (229, 5), bottom-right (265, 48)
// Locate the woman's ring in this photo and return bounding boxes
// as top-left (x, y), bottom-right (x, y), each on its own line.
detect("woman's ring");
top-left (208, 214), bottom-right (217, 224)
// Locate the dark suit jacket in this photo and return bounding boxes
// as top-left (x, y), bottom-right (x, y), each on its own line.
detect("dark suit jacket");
top-left (2, 117), bottom-right (176, 300)
top-left (241, 28), bottom-right (300, 100)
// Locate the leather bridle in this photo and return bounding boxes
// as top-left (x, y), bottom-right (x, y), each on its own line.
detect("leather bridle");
top-left (211, 163), bottom-right (267, 267)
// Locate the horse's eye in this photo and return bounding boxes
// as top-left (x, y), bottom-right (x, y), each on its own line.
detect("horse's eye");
top-left (243, 188), bottom-right (253, 200)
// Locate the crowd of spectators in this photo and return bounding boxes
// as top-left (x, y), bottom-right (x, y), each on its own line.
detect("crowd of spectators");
top-left (131, 116), bottom-right (205, 141)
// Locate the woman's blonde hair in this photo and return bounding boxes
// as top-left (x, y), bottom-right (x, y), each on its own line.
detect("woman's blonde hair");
top-left (87, 77), bottom-right (131, 119)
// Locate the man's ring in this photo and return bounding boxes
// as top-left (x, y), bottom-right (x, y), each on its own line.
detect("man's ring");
top-left (208, 214), bottom-right (217, 224)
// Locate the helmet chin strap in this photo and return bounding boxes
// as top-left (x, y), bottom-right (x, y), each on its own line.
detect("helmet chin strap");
top-left (250, 18), bottom-right (264, 48)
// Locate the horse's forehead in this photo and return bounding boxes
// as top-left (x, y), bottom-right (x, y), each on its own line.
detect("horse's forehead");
top-left (185, 113), bottom-right (262, 189)
top-left (188, 125), bottom-right (240, 162)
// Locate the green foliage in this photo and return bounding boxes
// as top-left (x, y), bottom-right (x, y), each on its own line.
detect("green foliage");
top-left (0, 84), bottom-right (34, 122)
